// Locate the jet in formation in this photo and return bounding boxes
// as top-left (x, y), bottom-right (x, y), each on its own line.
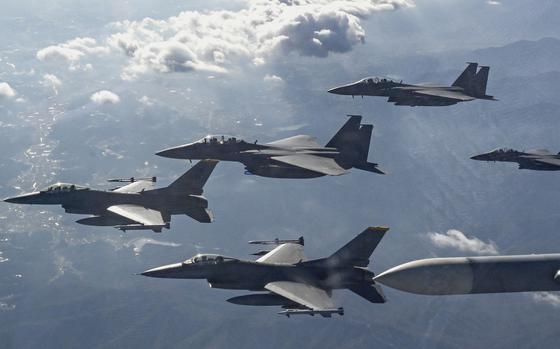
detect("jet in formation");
top-left (471, 148), bottom-right (560, 171)
top-left (4, 160), bottom-right (218, 232)
top-left (156, 115), bottom-right (384, 178)
top-left (141, 226), bottom-right (389, 317)
top-left (328, 62), bottom-right (496, 106)
top-left (375, 253), bottom-right (560, 296)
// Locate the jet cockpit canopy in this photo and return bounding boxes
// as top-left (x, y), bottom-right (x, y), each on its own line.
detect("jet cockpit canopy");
top-left (183, 253), bottom-right (238, 265)
top-left (360, 77), bottom-right (398, 85)
top-left (40, 183), bottom-right (89, 193)
top-left (197, 135), bottom-right (243, 145)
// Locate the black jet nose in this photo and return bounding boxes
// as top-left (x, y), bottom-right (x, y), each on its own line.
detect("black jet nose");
top-left (3, 192), bottom-right (41, 204)
top-left (155, 147), bottom-right (184, 159)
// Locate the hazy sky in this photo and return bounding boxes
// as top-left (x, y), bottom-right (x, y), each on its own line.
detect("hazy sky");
top-left (1, 1), bottom-right (560, 348)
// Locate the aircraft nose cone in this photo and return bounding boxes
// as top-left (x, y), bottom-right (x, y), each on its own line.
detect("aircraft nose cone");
top-left (327, 86), bottom-right (347, 95)
top-left (155, 146), bottom-right (184, 159)
top-left (3, 192), bottom-right (40, 204)
top-left (140, 263), bottom-right (183, 278)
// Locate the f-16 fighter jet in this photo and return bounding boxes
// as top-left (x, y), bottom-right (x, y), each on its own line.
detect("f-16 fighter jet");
top-left (471, 148), bottom-right (560, 171)
top-left (328, 63), bottom-right (496, 106)
top-left (4, 160), bottom-right (218, 232)
top-left (141, 226), bottom-right (389, 317)
top-left (156, 115), bottom-right (384, 178)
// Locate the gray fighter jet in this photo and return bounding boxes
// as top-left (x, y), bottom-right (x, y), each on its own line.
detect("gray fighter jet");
top-left (328, 63), bottom-right (496, 106)
top-left (3, 160), bottom-right (218, 232)
top-left (156, 115), bottom-right (384, 178)
top-left (141, 226), bottom-right (389, 317)
top-left (471, 148), bottom-right (560, 171)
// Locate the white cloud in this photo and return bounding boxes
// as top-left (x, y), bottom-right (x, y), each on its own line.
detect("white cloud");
top-left (533, 292), bottom-right (560, 307)
top-left (0, 82), bottom-right (16, 99)
top-left (37, 37), bottom-right (109, 62)
top-left (90, 90), bottom-right (121, 104)
top-left (41, 74), bottom-right (62, 94)
top-left (427, 229), bottom-right (499, 255)
top-left (37, 37), bottom-right (109, 71)
top-left (124, 237), bottom-right (181, 256)
top-left (37, 1), bottom-right (411, 78)
top-left (487, 0), bottom-right (501, 5)
top-left (138, 95), bottom-right (155, 106)
top-left (263, 74), bottom-right (283, 83)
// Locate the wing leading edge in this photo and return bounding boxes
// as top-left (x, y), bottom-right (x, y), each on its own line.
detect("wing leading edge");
top-left (265, 281), bottom-right (334, 311)
top-left (271, 154), bottom-right (348, 176)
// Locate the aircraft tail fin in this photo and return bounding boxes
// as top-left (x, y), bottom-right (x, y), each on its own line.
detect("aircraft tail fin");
top-left (473, 66), bottom-right (495, 99)
top-left (326, 226), bottom-right (389, 268)
top-left (166, 160), bottom-right (219, 195)
top-left (326, 116), bottom-right (382, 173)
top-left (451, 62), bottom-right (478, 93)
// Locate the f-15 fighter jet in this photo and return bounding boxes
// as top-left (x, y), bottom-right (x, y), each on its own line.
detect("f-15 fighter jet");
top-left (4, 160), bottom-right (218, 232)
top-left (328, 62), bottom-right (496, 106)
top-left (156, 115), bottom-right (384, 178)
top-left (141, 226), bottom-right (389, 317)
top-left (471, 148), bottom-right (560, 171)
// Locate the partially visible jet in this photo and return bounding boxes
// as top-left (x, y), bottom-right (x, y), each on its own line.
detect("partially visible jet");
top-left (471, 148), bottom-right (560, 171)
top-left (328, 62), bottom-right (496, 106)
top-left (3, 160), bottom-right (218, 232)
top-left (156, 115), bottom-right (384, 178)
top-left (141, 226), bottom-right (389, 317)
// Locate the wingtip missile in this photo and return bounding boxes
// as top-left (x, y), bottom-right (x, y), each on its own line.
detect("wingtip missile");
top-left (249, 236), bottom-right (304, 246)
top-left (277, 307), bottom-right (344, 318)
top-left (107, 176), bottom-right (156, 183)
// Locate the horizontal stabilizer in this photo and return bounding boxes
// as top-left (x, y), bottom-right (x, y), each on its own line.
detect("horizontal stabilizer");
top-left (354, 162), bottom-right (385, 175)
top-left (348, 283), bottom-right (386, 303)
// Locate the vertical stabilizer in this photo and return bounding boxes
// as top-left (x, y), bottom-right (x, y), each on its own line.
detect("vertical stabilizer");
top-left (473, 66), bottom-right (490, 97)
top-left (326, 226), bottom-right (389, 267)
top-left (451, 62), bottom-right (478, 93)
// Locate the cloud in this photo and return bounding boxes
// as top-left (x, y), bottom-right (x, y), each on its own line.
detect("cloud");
top-left (41, 74), bottom-right (62, 94)
top-left (263, 74), bottom-right (283, 83)
top-left (487, 0), bottom-right (501, 5)
top-left (38, 1), bottom-right (411, 78)
top-left (0, 82), bottom-right (16, 99)
top-left (427, 229), bottom-right (499, 255)
top-left (124, 237), bottom-right (181, 256)
top-left (533, 292), bottom-right (560, 307)
top-left (37, 37), bottom-right (109, 62)
top-left (90, 90), bottom-right (121, 104)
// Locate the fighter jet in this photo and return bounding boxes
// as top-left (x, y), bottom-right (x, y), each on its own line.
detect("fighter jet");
top-left (328, 62), bottom-right (496, 106)
top-left (3, 160), bottom-right (218, 232)
top-left (156, 115), bottom-right (384, 178)
top-left (471, 148), bottom-right (560, 171)
top-left (141, 226), bottom-right (389, 317)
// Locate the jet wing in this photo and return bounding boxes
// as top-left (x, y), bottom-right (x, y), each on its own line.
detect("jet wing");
top-left (531, 157), bottom-right (560, 167)
top-left (271, 154), bottom-right (348, 176)
top-left (265, 135), bottom-right (321, 149)
top-left (257, 243), bottom-right (306, 264)
top-left (107, 204), bottom-right (165, 226)
top-left (113, 180), bottom-right (154, 193)
top-left (265, 281), bottom-right (334, 310)
top-left (408, 88), bottom-right (475, 101)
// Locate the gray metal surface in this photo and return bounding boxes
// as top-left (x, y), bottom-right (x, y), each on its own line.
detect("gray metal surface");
top-left (328, 63), bottom-right (496, 106)
top-left (141, 226), bottom-right (389, 317)
top-left (156, 115), bottom-right (384, 178)
top-left (3, 160), bottom-right (219, 232)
